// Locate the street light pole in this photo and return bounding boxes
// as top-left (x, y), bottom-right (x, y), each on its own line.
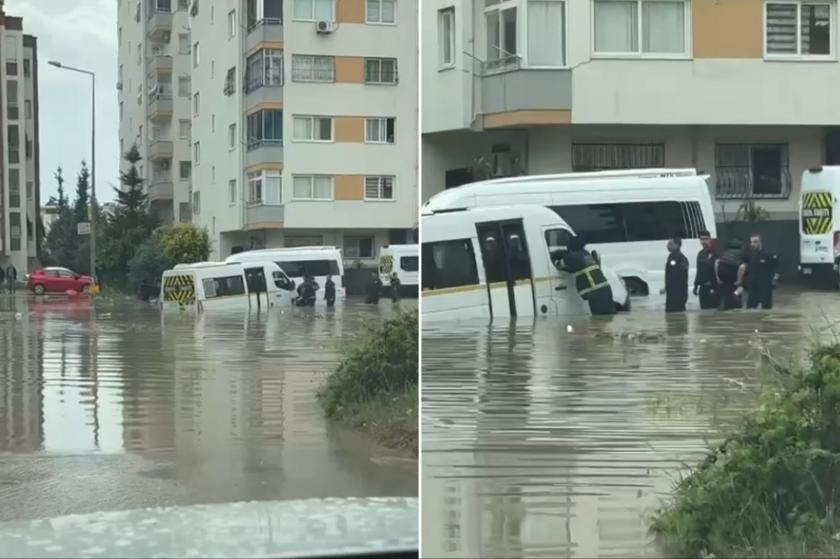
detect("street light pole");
top-left (48, 61), bottom-right (96, 285)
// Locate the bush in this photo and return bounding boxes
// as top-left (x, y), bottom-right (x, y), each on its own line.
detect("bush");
top-left (127, 230), bottom-right (174, 293)
top-left (652, 343), bottom-right (840, 558)
top-left (160, 224), bottom-right (211, 264)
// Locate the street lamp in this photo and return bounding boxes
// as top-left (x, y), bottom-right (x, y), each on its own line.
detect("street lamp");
top-left (48, 60), bottom-right (97, 286)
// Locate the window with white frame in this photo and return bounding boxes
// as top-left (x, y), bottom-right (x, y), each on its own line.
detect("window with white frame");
top-left (291, 54), bottom-right (334, 82)
top-left (248, 170), bottom-right (282, 204)
top-left (193, 91), bottom-right (200, 115)
top-left (180, 160), bottom-right (191, 179)
top-left (365, 117), bottom-right (395, 143)
top-left (228, 9), bottom-right (237, 37)
top-left (765, 1), bottom-right (832, 57)
top-left (364, 176), bottom-right (395, 200)
top-left (485, 0), bottom-right (518, 61)
top-left (293, 0), bottom-right (334, 21)
top-left (439, 7), bottom-right (455, 67)
top-left (193, 42), bottom-right (200, 66)
top-left (528, 0), bottom-right (566, 66)
top-left (193, 191), bottom-right (200, 214)
top-left (246, 48), bottom-right (284, 91)
top-left (193, 141), bottom-right (200, 164)
top-left (179, 119), bottom-right (191, 139)
top-left (293, 115), bottom-right (333, 142)
top-left (229, 179), bottom-right (237, 204)
top-left (246, 109), bottom-right (283, 148)
top-left (344, 236), bottom-right (374, 258)
top-left (365, 57), bottom-right (398, 84)
top-left (293, 175), bottom-right (333, 200)
top-left (178, 76), bottom-right (191, 96)
top-left (593, 0), bottom-right (688, 56)
top-left (367, 0), bottom-right (396, 23)
top-left (228, 123), bottom-right (236, 148)
top-left (179, 33), bottom-right (191, 53)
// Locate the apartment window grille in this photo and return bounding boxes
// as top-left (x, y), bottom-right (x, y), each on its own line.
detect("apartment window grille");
top-left (715, 143), bottom-right (792, 199)
top-left (571, 142), bottom-right (665, 171)
top-left (245, 48), bottom-right (283, 91)
top-left (765, 1), bottom-right (832, 57)
top-left (344, 236), bottom-right (374, 258)
top-left (364, 176), bottom-right (395, 200)
top-left (291, 54), bottom-right (334, 82)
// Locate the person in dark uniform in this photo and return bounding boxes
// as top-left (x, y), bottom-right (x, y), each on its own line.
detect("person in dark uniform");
top-left (553, 236), bottom-right (615, 316)
top-left (716, 239), bottom-right (748, 310)
top-left (296, 274), bottom-right (319, 306)
top-left (365, 271), bottom-right (382, 304)
top-left (693, 230), bottom-right (720, 310)
top-left (390, 272), bottom-right (401, 303)
top-left (745, 234), bottom-right (780, 310)
top-left (324, 275), bottom-right (336, 307)
top-left (664, 237), bottom-right (689, 313)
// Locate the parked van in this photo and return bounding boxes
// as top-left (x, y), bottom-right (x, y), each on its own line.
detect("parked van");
top-left (422, 205), bottom-right (629, 321)
top-left (799, 166), bottom-right (840, 285)
top-left (379, 244), bottom-right (419, 296)
top-left (423, 169), bottom-right (716, 295)
top-left (226, 247), bottom-right (345, 303)
top-left (161, 261), bottom-right (296, 312)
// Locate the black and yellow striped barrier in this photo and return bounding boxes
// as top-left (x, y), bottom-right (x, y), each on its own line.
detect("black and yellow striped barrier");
top-left (163, 274), bottom-right (195, 305)
top-left (802, 192), bottom-right (834, 235)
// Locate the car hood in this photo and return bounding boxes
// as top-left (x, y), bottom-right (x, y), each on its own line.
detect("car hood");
top-left (0, 497), bottom-right (418, 558)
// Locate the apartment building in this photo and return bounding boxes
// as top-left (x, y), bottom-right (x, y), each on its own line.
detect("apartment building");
top-left (188, 0), bottom-right (418, 261)
top-left (0, 3), bottom-right (40, 276)
top-left (117, 0), bottom-right (193, 224)
top-left (423, 0), bottom-right (840, 237)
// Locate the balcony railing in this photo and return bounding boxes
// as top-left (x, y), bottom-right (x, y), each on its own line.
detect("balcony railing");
top-left (247, 138), bottom-right (283, 151)
top-left (481, 54), bottom-right (521, 76)
top-left (247, 17), bottom-right (282, 33)
top-left (715, 167), bottom-right (793, 200)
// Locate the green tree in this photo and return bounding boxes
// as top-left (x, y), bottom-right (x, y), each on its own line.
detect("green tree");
top-left (160, 224), bottom-right (211, 264)
top-left (127, 230), bottom-right (174, 292)
top-left (44, 166), bottom-right (78, 268)
top-left (73, 161), bottom-right (90, 225)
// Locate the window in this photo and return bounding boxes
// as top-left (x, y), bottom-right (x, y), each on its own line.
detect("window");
top-left (9, 169), bottom-right (20, 207)
top-left (228, 123), bottom-right (236, 148)
top-left (6, 81), bottom-right (17, 120)
top-left (9, 213), bottom-right (21, 251)
top-left (7, 125), bottom-right (19, 164)
top-left (571, 142), bottom-right (665, 171)
top-left (292, 54), bottom-right (334, 82)
top-left (180, 160), bottom-right (192, 179)
top-left (179, 33), bottom-right (191, 54)
top-left (365, 58), bottom-right (398, 84)
top-left (178, 76), bottom-right (191, 96)
top-left (365, 117), bottom-right (395, 143)
top-left (119, 101), bottom-right (124, 120)
top-left (276, 258), bottom-right (340, 276)
top-left (6, 61), bottom-right (17, 75)
top-left (400, 256), bottom-right (419, 272)
top-left (248, 170), bottom-right (282, 204)
top-left (137, 42), bottom-right (142, 64)
top-left (179, 202), bottom-right (191, 222)
top-left (293, 175), bottom-right (333, 199)
top-left (193, 91), bottom-right (200, 115)
top-left (246, 0), bottom-right (283, 28)
top-left (179, 0), bottom-right (188, 9)
top-left (593, 0), bottom-right (688, 55)
top-left (211, 114), bottom-right (215, 132)
top-left (212, 165), bottom-right (216, 183)
top-left (211, 60), bottom-right (215, 79)
top-left (229, 179), bottom-right (237, 204)
top-left (26, 181), bottom-right (32, 200)
top-left (246, 109), bottom-right (283, 148)
top-left (293, 0), bottom-right (334, 21)
top-left (193, 42), bottom-right (200, 67)
top-left (528, 0), bottom-right (566, 66)
top-left (367, 0), bottom-right (396, 23)
top-left (485, 0), bottom-right (518, 61)
top-left (293, 115), bottom-right (333, 141)
top-left (344, 236), bottom-right (374, 258)
top-left (765, 1), bottom-right (832, 57)
top-left (439, 7), bottom-right (455, 67)
top-left (192, 191), bottom-right (200, 214)
top-left (179, 119), bottom-right (191, 138)
top-left (193, 142), bottom-right (200, 163)
top-left (364, 176), bottom-right (395, 200)
top-left (245, 48), bottom-right (284, 91)
top-left (228, 9), bottom-right (237, 37)
top-left (211, 4), bottom-right (215, 22)
top-left (23, 59), bottom-right (30, 77)
top-left (203, 275), bottom-right (246, 298)
top-left (422, 239), bottom-right (479, 290)
top-left (223, 67), bottom-right (235, 95)
top-left (715, 143), bottom-right (792, 199)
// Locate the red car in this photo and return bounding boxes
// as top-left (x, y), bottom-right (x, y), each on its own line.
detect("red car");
top-left (27, 267), bottom-right (93, 295)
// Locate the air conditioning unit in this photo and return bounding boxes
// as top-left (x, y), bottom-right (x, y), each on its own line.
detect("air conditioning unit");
top-left (315, 21), bottom-right (336, 34)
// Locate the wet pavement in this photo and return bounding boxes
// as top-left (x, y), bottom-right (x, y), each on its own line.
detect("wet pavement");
top-left (0, 295), bottom-right (417, 522)
top-left (422, 290), bottom-right (840, 558)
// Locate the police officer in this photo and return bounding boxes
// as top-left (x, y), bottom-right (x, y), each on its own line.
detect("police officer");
top-left (324, 275), bottom-right (336, 307)
top-left (693, 230), bottom-right (720, 310)
top-left (296, 274), bottom-right (319, 306)
top-left (390, 272), bottom-right (401, 303)
top-left (553, 236), bottom-right (615, 316)
top-left (365, 271), bottom-right (383, 304)
top-left (745, 234), bottom-right (779, 310)
top-left (664, 237), bottom-right (689, 313)
top-left (716, 239), bottom-right (748, 310)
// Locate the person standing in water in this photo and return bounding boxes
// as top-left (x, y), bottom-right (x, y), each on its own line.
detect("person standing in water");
top-left (664, 237), bottom-right (689, 313)
top-left (365, 271), bottom-right (383, 304)
top-left (390, 272), bottom-right (401, 303)
top-left (553, 236), bottom-right (615, 316)
top-left (324, 275), bottom-right (336, 307)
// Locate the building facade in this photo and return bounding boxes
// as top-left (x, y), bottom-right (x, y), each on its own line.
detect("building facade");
top-left (422, 0), bottom-right (840, 244)
top-left (0, 2), bottom-right (40, 276)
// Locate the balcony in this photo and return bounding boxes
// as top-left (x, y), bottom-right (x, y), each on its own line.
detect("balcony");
top-left (245, 19), bottom-right (283, 54)
top-left (148, 180), bottom-right (174, 201)
top-left (149, 95), bottom-right (173, 121)
top-left (245, 203), bottom-right (284, 230)
top-left (149, 55), bottom-right (173, 75)
top-left (245, 140), bottom-right (283, 168)
top-left (147, 10), bottom-right (173, 38)
top-left (148, 140), bottom-right (173, 161)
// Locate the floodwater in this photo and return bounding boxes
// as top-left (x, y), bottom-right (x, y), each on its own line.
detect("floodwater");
top-left (422, 290), bottom-right (840, 558)
top-left (0, 295), bottom-right (417, 522)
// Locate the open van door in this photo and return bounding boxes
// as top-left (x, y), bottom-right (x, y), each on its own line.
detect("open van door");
top-left (476, 219), bottom-right (536, 318)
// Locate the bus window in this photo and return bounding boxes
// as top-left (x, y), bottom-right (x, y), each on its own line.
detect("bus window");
top-left (551, 204), bottom-right (626, 244)
top-left (422, 240), bottom-right (478, 290)
top-left (624, 201), bottom-right (686, 241)
top-left (400, 256), bottom-right (418, 272)
top-left (273, 270), bottom-right (295, 291)
top-left (203, 275), bottom-right (246, 298)
top-left (275, 259), bottom-right (340, 278)
top-left (545, 228), bottom-right (572, 252)
top-left (504, 226), bottom-right (532, 281)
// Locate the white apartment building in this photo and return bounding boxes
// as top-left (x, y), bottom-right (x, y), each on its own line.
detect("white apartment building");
top-left (189, 0), bottom-right (418, 261)
top-left (0, 3), bottom-right (40, 276)
top-left (117, 0), bottom-right (193, 224)
top-left (423, 0), bottom-right (840, 233)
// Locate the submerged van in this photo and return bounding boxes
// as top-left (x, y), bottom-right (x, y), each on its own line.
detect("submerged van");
top-left (422, 204), bottom-right (629, 321)
top-left (226, 247), bottom-right (345, 304)
top-left (379, 244), bottom-right (419, 296)
top-left (424, 169), bottom-right (716, 295)
top-left (799, 166), bottom-right (840, 285)
top-left (161, 261), bottom-right (296, 312)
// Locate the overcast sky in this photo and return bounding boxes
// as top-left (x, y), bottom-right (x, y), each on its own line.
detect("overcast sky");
top-left (9, 0), bottom-right (119, 203)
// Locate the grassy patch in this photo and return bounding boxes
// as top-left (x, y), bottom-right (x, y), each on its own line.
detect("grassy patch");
top-left (319, 311), bottom-right (418, 455)
top-left (652, 343), bottom-right (840, 558)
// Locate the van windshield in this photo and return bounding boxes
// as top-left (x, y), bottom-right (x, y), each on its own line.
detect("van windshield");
top-left (275, 259), bottom-right (340, 277)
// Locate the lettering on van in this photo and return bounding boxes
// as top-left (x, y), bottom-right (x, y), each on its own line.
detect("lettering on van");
top-left (163, 274), bottom-right (196, 305)
top-left (802, 192), bottom-right (834, 235)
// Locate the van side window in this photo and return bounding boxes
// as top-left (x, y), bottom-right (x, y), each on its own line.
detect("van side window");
top-left (204, 275), bottom-right (245, 298)
top-left (552, 201), bottom-right (701, 244)
top-left (545, 228), bottom-right (572, 251)
top-left (422, 240), bottom-right (478, 290)
top-left (276, 259), bottom-right (340, 278)
top-left (624, 201), bottom-right (686, 241)
top-left (400, 256), bottom-right (418, 272)
top-left (552, 204), bottom-right (625, 243)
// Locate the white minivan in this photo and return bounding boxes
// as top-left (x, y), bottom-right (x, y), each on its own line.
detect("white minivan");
top-left (799, 166), bottom-right (840, 285)
top-left (424, 169), bottom-right (717, 296)
top-left (379, 244), bottom-right (419, 296)
top-left (422, 204), bottom-right (628, 321)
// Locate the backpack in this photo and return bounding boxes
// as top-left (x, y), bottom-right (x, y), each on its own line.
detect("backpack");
top-left (717, 251), bottom-right (742, 284)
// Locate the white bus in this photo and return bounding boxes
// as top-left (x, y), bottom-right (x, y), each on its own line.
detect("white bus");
top-left (799, 166), bottom-right (840, 286)
top-left (423, 169), bottom-right (717, 296)
top-left (379, 244), bottom-right (419, 296)
top-left (226, 246), bottom-right (346, 303)
top-left (422, 205), bottom-right (628, 321)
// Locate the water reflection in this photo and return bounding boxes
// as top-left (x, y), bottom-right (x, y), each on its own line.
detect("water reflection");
top-left (422, 291), bottom-right (833, 558)
top-left (0, 296), bottom-right (416, 521)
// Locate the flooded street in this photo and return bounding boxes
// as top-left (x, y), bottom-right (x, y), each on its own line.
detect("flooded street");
top-left (0, 296), bottom-right (417, 522)
top-left (422, 290), bottom-right (839, 558)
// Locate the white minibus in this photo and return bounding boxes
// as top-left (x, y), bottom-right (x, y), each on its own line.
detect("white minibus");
top-left (799, 166), bottom-right (840, 286)
top-left (379, 244), bottom-right (419, 296)
top-left (422, 205), bottom-right (628, 321)
top-left (423, 169), bottom-right (717, 295)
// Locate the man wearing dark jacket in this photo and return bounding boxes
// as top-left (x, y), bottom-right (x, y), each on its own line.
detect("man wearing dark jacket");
top-left (553, 236), bottom-right (615, 316)
top-left (746, 234), bottom-right (780, 310)
top-left (716, 240), bottom-right (748, 310)
top-left (694, 230), bottom-right (719, 310)
top-left (665, 237), bottom-right (689, 313)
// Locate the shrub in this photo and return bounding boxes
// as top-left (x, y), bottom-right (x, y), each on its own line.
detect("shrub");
top-left (127, 230), bottom-right (173, 292)
top-left (160, 224), bottom-right (211, 264)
